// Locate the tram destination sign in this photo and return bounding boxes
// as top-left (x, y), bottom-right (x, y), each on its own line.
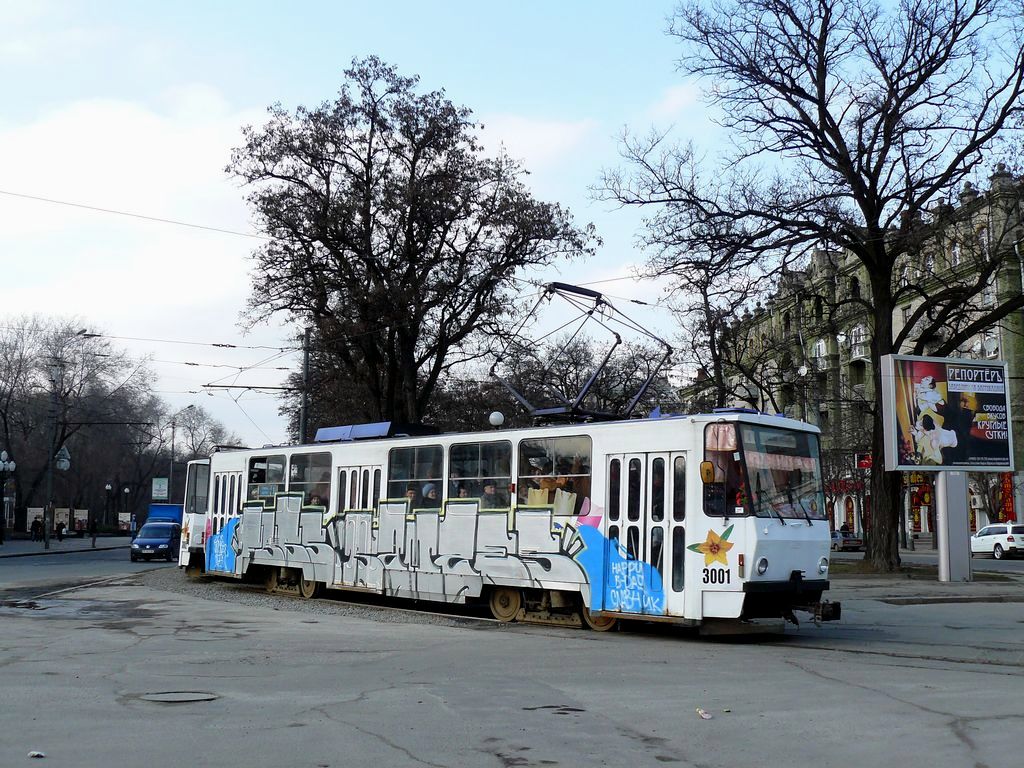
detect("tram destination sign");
top-left (881, 354), bottom-right (1014, 472)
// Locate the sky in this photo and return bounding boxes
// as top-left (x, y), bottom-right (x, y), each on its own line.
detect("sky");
top-left (0, 0), bottom-right (719, 447)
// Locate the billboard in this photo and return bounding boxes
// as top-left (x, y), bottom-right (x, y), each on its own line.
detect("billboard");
top-left (882, 354), bottom-right (1014, 472)
top-left (152, 477), bottom-right (169, 501)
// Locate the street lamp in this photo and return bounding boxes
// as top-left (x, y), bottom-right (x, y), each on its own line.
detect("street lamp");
top-left (124, 486), bottom-right (132, 536)
top-left (168, 405), bottom-right (195, 503)
top-left (0, 450), bottom-right (15, 542)
top-left (104, 483), bottom-right (112, 529)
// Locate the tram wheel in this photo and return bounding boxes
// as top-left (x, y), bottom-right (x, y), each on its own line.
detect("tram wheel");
top-left (581, 609), bottom-right (619, 632)
top-left (489, 587), bottom-right (522, 622)
top-left (298, 576), bottom-right (319, 599)
top-left (265, 568), bottom-right (279, 593)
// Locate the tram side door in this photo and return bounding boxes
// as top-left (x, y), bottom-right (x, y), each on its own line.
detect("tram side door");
top-left (644, 452), bottom-right (689, 617)
top-left (603, 453), bottom-right (671, 616)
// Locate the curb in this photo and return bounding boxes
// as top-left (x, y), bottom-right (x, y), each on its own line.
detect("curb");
top-left (0, 544), bottom-right (129, 559)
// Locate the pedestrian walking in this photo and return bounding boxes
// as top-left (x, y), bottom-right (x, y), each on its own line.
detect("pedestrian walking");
top-left (56, 520), bottom-right (65, 542)
top-left (30, 517), bottom-right (41, 542)
top-left (88, 517), bottom-right (97, 548)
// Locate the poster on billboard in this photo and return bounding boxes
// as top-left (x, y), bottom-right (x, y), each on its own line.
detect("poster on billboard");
top-left (152, 477), bottom-right (169, 501)
top-left (882, 354), bottom-right (1014, 472)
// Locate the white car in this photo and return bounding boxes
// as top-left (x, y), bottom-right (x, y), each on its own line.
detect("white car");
top-left (970, 523), bottom-right (1024, 560)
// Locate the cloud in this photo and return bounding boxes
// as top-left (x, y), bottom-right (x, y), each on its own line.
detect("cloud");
top-left (478, 114), bottom-right (597, 171)
top-left (647, 82), bottom-right (702, 120)
top-left (0, 89), bottom-right (290, 445)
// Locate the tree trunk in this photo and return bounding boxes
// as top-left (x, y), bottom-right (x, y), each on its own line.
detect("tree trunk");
top-left (867, 272), bottom-right (901, 571)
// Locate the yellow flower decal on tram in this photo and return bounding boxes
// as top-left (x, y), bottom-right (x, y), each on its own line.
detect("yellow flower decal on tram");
top-left (687, 525), bottom-right (734, 567)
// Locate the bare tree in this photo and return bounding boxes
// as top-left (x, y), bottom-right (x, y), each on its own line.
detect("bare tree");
top-left (599, 0), bottom-right (1024, 570)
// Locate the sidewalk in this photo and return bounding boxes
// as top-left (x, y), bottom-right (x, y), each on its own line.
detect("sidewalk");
top-left (0, 536), bottom-right (130, 558)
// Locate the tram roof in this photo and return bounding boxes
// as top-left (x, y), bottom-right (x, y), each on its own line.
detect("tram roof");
top-left (222, 410), bottom-right (820, 454)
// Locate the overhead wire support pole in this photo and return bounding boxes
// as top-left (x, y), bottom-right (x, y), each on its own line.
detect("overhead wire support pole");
top-left (299, 327), bottom-right (311, 444)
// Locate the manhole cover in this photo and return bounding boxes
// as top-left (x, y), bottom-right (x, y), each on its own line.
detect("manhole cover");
top-left (138, 691), bottom-right (219, 704)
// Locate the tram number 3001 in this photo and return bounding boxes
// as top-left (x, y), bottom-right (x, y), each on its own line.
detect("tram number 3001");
top-left (702, 567), bottom-right (731, 585)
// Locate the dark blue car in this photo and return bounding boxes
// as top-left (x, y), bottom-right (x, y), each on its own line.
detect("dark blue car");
top-left (130, 522), bottom-right (181, 562)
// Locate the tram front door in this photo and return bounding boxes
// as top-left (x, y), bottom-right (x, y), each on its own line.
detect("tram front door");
top-left (604, 452), bottom-right (687, 616)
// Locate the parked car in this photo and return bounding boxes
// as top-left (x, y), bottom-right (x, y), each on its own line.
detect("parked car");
top-left (130, 522), bottom-right (181, 562)
top-left (970, 523), bottom-right (1024, 559)
top-left (831, 529), bottom-right (865, 552)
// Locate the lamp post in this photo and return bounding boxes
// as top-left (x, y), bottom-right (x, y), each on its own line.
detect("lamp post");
top-left (104, 483), bottom-right (112, 529)
top-left (124, 486), bottom-right (133, 536)
top-left (0, 450), bottom-right (14, 544)
top-left (168, 405), bottom-right (195, 503)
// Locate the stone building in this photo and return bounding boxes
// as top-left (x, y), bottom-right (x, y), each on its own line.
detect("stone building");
top-left (691, 165), bottom-right (1024, 540)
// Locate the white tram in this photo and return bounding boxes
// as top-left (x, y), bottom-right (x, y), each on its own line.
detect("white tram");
top-left (178, 410), bottom-right (840, 630)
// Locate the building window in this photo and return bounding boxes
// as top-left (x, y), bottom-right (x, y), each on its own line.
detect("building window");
top-left (980, 328), bottom-right (1000, 359)
top-left (950, 241), bottom-right (961, 267)
top-left (902, 305), bottom-right (913, 326)
top-left (976, 227), bottom-right (990, 256)
top-left (982, 282), bottom-right (996, 307)
top-left (850, 325), bottom-right (869, 359)
top-left (849, 360), bottom-right (867, 387)
top-left (812, 338), bottom-right (827, 368)
top-left (850, 277), bottom-right (860, 299)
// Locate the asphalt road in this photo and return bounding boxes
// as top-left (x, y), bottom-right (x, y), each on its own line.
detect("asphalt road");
top-left (0, 546), bottom-right (176, 597)
top-left (0, 549), bottom-right (1021, 768)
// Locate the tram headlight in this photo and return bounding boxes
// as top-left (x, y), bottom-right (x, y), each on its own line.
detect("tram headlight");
top-left (818, 557), bottom-right (829, 574)
top-left (756, 557), bottom-right (768, 575)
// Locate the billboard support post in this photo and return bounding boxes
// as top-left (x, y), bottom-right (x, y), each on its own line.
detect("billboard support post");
top-left (936, 470), bottom-right (972, 582)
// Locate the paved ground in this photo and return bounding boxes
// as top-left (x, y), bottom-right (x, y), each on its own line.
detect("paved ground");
top-left (0, 549), bottom-right (1021, 768)
top-left (831, 547), bottom-right (1024, 574)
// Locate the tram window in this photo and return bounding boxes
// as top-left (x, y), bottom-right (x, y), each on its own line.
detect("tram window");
top-left (608, 459), bottom-right (621, 521)
top-left (673, 456), bottom-right (686, 521)
top-left (651, 526), bottom-right (664, 574)
top-left (350, 472), bottom-right (358, 509)
top-left (449, 441), bottom-right (512, 508)
top-left (213, 475), bottom-right (222, 519)
top-left (247, 454), bottom-right (286, 506)
top-left (609, 524), bottom-right (619, 544)
top-left (650, 458), bottom-right (665, 522)
top-left (388, 445), bottom-right (442, 507)
top-left (372, 469), bottom-right (381, 508)
top-left (627, 458), bottom-right (641, 521)
top-left (337, 470), bottom-right (347, 511)
top-left (361, 469), bottom-right (370, 509)
top-left (290, 452), bottom-right (332, 509)
top-left (626, 526), bottom-right (640, 560)
top-left (704, 424), bottom-right (746, 517)
top-left (672, 528), bottom-right (685, 590)
top-left (228, 476), bottom-right (236, 517)
top-left (518, 435), bottom-right (592, 514)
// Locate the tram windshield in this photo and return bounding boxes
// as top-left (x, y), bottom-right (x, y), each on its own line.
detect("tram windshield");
top-left (739, 425), bottom-right (826, 520)
top-left (704, 423), bottom-right (825, 519)
top-left (183, 462), bottom-right (210, 516)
